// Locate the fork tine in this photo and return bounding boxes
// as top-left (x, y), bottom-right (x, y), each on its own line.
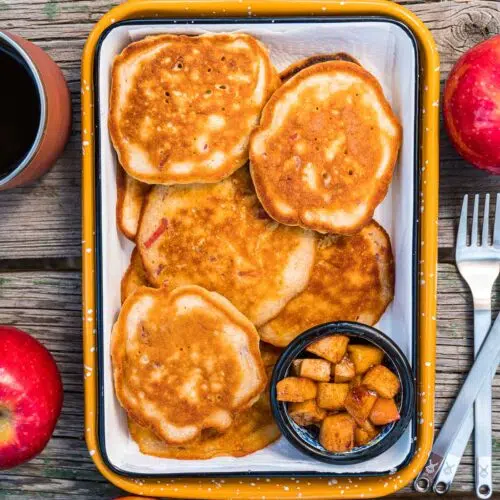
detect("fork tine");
top-left (457, 194), bottom-right (468, 248)
top-left (494, 194), bottom-right (500, 247)
top-left (482, 193), bottom-right (490, 246)
top-left (471, 194), bottom-right (479, 246)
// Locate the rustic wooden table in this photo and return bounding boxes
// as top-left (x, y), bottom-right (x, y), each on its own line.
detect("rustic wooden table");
top-left (0, 0), bottom-right (499, 498)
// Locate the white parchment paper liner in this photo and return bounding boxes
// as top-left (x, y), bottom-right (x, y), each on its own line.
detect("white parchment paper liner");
top-left (97, 20), bottom-right (417, 475)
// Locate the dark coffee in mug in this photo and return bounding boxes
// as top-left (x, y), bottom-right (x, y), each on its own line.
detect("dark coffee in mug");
top-left (0, 39), bottom-right (42, 179)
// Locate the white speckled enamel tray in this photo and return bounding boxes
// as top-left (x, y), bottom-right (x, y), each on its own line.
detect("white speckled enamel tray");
top-left (94, 18), bottom-right (418, 477)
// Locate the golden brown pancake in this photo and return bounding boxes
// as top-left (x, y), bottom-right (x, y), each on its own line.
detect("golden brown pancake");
top-left (109, 33), bottom-right (279, 185)
top-left (250, 61), bottom-right (402, 234)
top-left (136, 168), bottom-right (316, 326)
top-left (259, 221), bottom-right (394, 347)
top-left (112, 285), bottom-right (267, 444)
top-left (128, 347), bottom-right (280, 459)
top-left (116, 168), bottom-right (150, 241)
top-left (128, 393), bottom-right (279, 459)
top-left (120, 248), bottom-right (150, 304)
top-left (280, 53), bottom-right (360, 83)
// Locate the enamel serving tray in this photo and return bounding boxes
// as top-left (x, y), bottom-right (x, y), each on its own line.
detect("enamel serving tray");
top-left (81, 1), bottom-right (439, 497)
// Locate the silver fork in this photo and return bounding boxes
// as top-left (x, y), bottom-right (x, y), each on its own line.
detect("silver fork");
top-left (442, 193), bottom-right (499, 498)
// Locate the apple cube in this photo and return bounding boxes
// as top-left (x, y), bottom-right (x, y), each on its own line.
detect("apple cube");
top-left (316, 383), bottom-right (349, 411)
top-left (347, 344), bottom-right (384, 374)
top-left (319, 413), bottom-right (356, 452)
top-left (288, 399), bottom-right (327, 427)
top-left (291, 359), bottom-right (303, 376)
top-left (344, 385), bottom-right (377, 425)
top-left (369, 398), bottom-right (400, 426)
top-left (334, 356), bottom-right (356, 383)
top-left (362, 365), bottom-right (400, 399)
top-left (276, 377), bottom-right (317, 402)
top-left (349, 374), bottom-right (363, 389)
top-left (354, 420), bottom-right (379, 446)
top-left (293, 358), bottom-right (331, 382)
top-left (306, 335), bottom-right (349, 363)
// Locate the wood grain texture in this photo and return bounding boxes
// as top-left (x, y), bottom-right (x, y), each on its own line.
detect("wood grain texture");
top-left (0, 0), bottom-right (500, 497)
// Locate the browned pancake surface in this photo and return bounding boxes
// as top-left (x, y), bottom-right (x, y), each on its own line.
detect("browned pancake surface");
top-left (116, 168), bottom-right (150, 241)
top-left (110, 33), bottom-right (279, 184)
top-left (259, 221), bottom-right (394, 347)
top-left (128, 347), bottom-right (280, 459)
top-left (250, 61), bottom-right (402, 234)
top-left (112, 285), bottom-right (266, 444)
top-left (280, 53), bottom-right (360, 82)
top-left (120, 248), bottom-right (150, 304)
top-left (136, 168), bottom-right (316, 326)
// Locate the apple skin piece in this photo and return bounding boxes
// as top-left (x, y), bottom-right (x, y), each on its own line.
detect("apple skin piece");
top-left (0, 326), bottom-right (63, 469)
top-left (443, 35), bottom-right (500, 173)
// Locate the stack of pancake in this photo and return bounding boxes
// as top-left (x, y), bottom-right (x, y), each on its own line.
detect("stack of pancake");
top-left (109, 32), bottom-right (400, 459)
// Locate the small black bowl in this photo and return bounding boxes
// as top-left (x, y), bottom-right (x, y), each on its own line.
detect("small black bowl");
top-left (270, 321), bottom-right (415, 465)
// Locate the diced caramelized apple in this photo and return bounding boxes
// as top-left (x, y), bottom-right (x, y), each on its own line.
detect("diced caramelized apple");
top-left (347, 344), bottom-right (384, 374)
top-left (276, 377), bottom-right (317, 402)
top-left (334, 356), bottom-right (356, 383)
top-left (306, 335), bottom-right (350, 363)
top-left (291, 359), bottom-right (303, 376)
top-left (369, 398), bottom-right (400, 425)
top-left (349, 374), bottom-right (363, 389)
top-left (316, 383), bottom-right (349, 411)
top-left (295, 358), bottom-right (331, 382)
top-left (289, 399), bottom-right (327, 426)
top-left (363, 365), bottom-right (400, 399)
top-left (319, 413), bottom-right (356, 452)
top-left (358, 418), bottom-right (377, 432)
top-left (354, 420), bottom-right (379, 446)
top-left (344, 385), bottom-right (377, 425)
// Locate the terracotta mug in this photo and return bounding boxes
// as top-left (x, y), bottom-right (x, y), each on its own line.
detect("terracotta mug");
top-left (0, 32), bottom-right (71, 190)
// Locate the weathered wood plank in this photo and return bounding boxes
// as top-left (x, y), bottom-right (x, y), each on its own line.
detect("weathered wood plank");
top-left (0, 0), bottom-right (499, 259)
top-left (1, 0), bottom-right (500, 497)
top-left (0, 266), bottom-right (499, 497)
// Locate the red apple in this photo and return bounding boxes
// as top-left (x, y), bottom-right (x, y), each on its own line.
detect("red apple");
top-left (443, 34), bottom-right (500, 173)
top-left (0, 326), bottom-right (63, 469)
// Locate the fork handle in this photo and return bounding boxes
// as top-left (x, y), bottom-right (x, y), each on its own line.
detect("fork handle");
top-left (474, 308), bottom-right (493, 499)
top-left (414, 309), bottom-right (500, 495)
top-left (432, 308), bottom-right (492, 496)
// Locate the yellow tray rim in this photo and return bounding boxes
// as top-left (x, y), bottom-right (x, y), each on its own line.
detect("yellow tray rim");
top-left (81, 1), bottom-right (439, 497)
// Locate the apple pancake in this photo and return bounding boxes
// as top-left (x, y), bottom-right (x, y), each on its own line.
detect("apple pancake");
top-left (250, 61), bottom-right (402, 234)
top-left (280, 53), bottom-right (360, 83)
top-left (136, 168), bottom-right (316, 326)
top-left (109, 33), bottom-right (279, 185)
top-left (116, 168), bottom-right (150, 241)
top-left (120, 248), bottom-right (150, 304)
top-left (112, 285), bottom-right (267, 444)
top-left (259, 221), bottom-right (394, 347)
top-left (128, 393), bottom-right (279, 459)
top-left (127, 344), bottom-right (280, 459)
